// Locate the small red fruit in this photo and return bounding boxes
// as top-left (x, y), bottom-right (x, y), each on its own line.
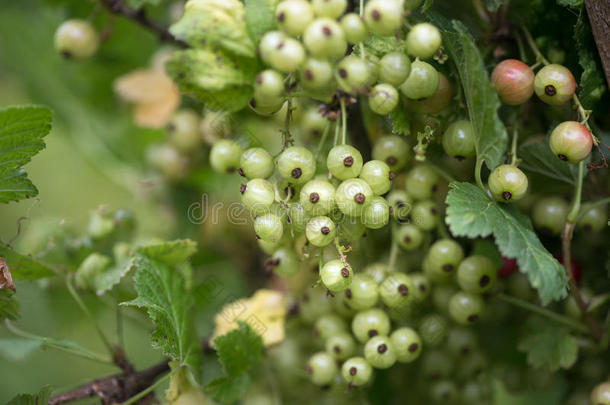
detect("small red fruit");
top-left (491, 59), bottom-right (535, 105)
top-left (549, 121), bottom-right (593, 163)
top-left (498, 257), bottom-right (517, 278)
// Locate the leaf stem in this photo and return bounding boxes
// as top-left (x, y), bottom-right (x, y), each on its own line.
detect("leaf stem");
top-left (474, 156), bottom-right (485, 191)
top-left (119, 368), bottom-right (175, 405)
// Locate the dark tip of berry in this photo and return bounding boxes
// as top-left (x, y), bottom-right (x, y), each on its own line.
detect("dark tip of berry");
top-left (544, 84), bottom-right (557, 96)
top-left (371, 9), bottom-right (381, 20)
top-left (322, 26), bottom-right (332, 36)
top-left (238, 168), bottom-right (245, 177)
top-left (277, 12), bottom-right (285, 22)
top-left (255, 234), bottom-right (260, 240)
top-left (467, 314), bottom-right (479, 323)
top-left (321, 226), bottom-right (330, 235)
top-left (419, 284), bottom-right (427, 292)
top-left (557, 153), bottom-right (568, 161)
top-left (404, 235), bottom-right (411, 243)
top-left (166, 123), bottom-right (175, 132)
top-left (256, 74), bottom-right (263, 85)
top-left (312, 129), bottom-right (320, 137)
top-left (309, 192), bottom-right (320, 203)
top-left (461, 347), bottom-right (470, 355)
top-left (455, 155), bottom-right (465, 161)
top-left (333, 345), bottom-right (341, 353)
top-left (442, 264), bottom-right (454, 273)
top-left (239, 184), bottom-right (247, 194)
top-left (502, 191), bottom-right (512, 200)
top-left (430, 207), bottom-right (438, 215)
top-left (304, 69), bottom-right (314, 80)
top-left (396, 201), bottom-right (405, 208)
top-left (479, 275), bottom-right (490, 287)
top-left (338, 68), bottom-right (348, 78)
top-left (368, 329), bottom-right (378, 338)
top-left (389, 171), bottom-right (396, 180)
top-left (386, 156), bottom-right (396, 165)
top-left (226, 167), bottom-right (236, 174)
top-left (341, 268), bottom-right (350, 278)
top-left (431, 184), bottom-right (438, 192)
top-left (305, 364), bottom-right (313, 374)
top-left (343, 156), bottom-right (354, 167)
top-left (408, 343), bottom-right (419, 353)
top-left (354, 193), bottom-right (366, 204)
top-left (277, 42), bottom-right (285, 50)
top-left (61, 50), bottom-right (72, 59)
top-left (349, 366), bottom-right (357, 376)
top-left (389, 206), bottom-right (394, 214)
top-left (377, 343), bottom-right (387, 354)
top-left (291, 167), bottom-right (302, 179)
top-left (398, 284), bottom-right (409, 296)
top-left (249, 99), bottom-right (257, 108)
top-left (345, 288), bottom-right (352, 298)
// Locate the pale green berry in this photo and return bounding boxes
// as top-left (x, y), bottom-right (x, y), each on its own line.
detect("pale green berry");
top-left (410, 200), bottom-right (439, 231)
top-left (210, 139), bottom-right (243, 174)
top-left (327, 144), bottom-right (364, 180)
top-left (306, 352), bottom-right (338, 386)
top-left (312, 0), bottom-right (347, 19)
top-left (387, 189), bottom-right (413, 221)
top-left (488, 164), bottom-right (528, 202)
top-left (391, 327), bottom-right (422, 363)
top-left (276, 0), bottom-right (315, 36)
top-left (406, 23), bottom-right (442, 59)
top-left (352, 308), bottom-right (390, 343)
top-left (395, 224), bottom-right (423, 251)
top-left (259, 31), bottom-right (286, 66)
top-left (379, 52), bottom-right (411, 86)
top-left (300, 106), bottom-right (329, 139)
top-left (364, 335), bottom-right (396, 369)
top-left (320, 259), bottom-right (353, 292)
top-left (336, 55), bottom-right (371, 94)
top-left (363, 0), bottom-right (403, 36)
top-left (300, 179), bottom-right (336, 216)
top-left (54, 19), bottom-right (99, 60)
top-left (372, 135), bottom-right (411, 172)
top-left (364, 262), bottom-right (389, 284)
top-left (360, 160), bottom-right (394, 195)
top-left (314, 313), bottom-right (348, 339)
top-left (268, 247), bottom-right (299, 277)
top-left (399, 59), bottom-right (440, 100)
top-left (457, 255), bottom-right (497, 294)
top-left (254, 213), bottom-right (283, 243)
top-left (303, 18), bottom-right (347, 61)
top-left (240, 179), bottom-right (275, 215)
top-left (361, 196), bottom-right (390, 229)
top-left (340, 13), bottom-right (367, 44)
top-left (239, 147), bottom-right (275, 179)
top-left (166, 109), bottom-right (200, 153)
top-left (426, 238), bottom-right (464, 280)
top-left (336, 178), bottom-right (373, 217)
top-left (326, 332), bottom-right (357, 360)
top-left (449, 291), bottom-right (485, 325)
top-left (410, 272), bottom-right (430, 302)
top-left (369, 83), bottom-right (399, 115)
top-left (341, 357), bottom-right (373, 386)
top-left (269, 37), bottom-right (306, 73)
top-left (405, 165), bottom-right (440, 200)
top-left (277, 146), bottom-right (316, 184)
top-left (287, 202), bottom-right (310, 232)
top-left (344, 274), bottom-right (379, 310)
top-left (306, 216), bottom-right (336, 247)
top-left (442, 120), bottom-right (476, 160)
top-left (300, 58), bottom-right (336, 91)
top-left (379, 272), bottom-right (415, 308)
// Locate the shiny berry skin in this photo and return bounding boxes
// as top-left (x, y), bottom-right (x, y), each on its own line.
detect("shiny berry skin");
top-left (300, 106), bottom-right (329, 139)
top-left (300, 179), bottom-right (336, 216)
top-left (532, 196), bottom-right (569, 235)
top-left (405, 72), bottom-right (452, 114)
top-left (418, 314), bottom-right (448, 347)
top-left (399, 59), bottom-right (440, 100)
top-left (335, 178), bottom-right (373, 217)
top-left (344, 274), bottom-right (379, 310)
top-left (239, 147), bottom-right (275, 179)
top-left (254, 213), bottom-right (283, 243)
top-left (277, 146), bottom-right (316, 184)
top-left (275, 0), bottom-right (314, 37)
top-left (430, 380), bottom-right (458, 403)
top-left (340, 13), bottom-right (368, 44)
top-left (406, 23), bottom-right (442, 59)
top-left (363, 0), bottom-right (403, 37)
top-left (351, 308), bottom-right (390, 343)
top-left (387, 190), bottom-right (413, 222)
top-left (578, 205), bottom-right (607, 233)
top-left (362, 196), bottom-right (390, 229)
top-left (369, 84), bottom-right (399, 115)
top-left (327, 144), bottom-right (363, 180)
top-left (54, 19), bottom-right (99, 60)
top-left (457, 255), bottom-right (497, 294)
top-left (336, 55), bottom-right (371, 94)
top-left (448, 291), bottom-right (485, 325)
top-left (287, 202), bottom-right (310, 232)
top-left (210, 139), bottom-right (243, 173)
top-left (379, 273), bottom-right (415, 308)
top-left (488, 164), bottom-right (528, 202)
top-left (306, 352), bottom-right (338, 386)
top-left (446, 326), bottom-right (478, 357)
top-left (259, 31), bottom-right (285, 66)
top-left (314, 313), bottom-right (348, 339)
top-left (249, 98), bottom-right (285, 116)
top-left (590, 381), bottom-right (610, 405)
top-left (338, 216), bottom-right (366, 243)
top-left (268, 37), bottom-right (306, 73)
top-left (312, 0), bottom-right (347, 19)
top-left (341, 357), bottom-right (373, 386)
top-left (491, 59), bottom-right (535, 105)
top-left (405, 165), bottom-right (439, 200)
top-left (534, 64), bottom-right (576, 105)
top-left (442, 120), bottom-right (476, 160)
top-left (359, 160), bottom-right (393, 195)
top-left (253, 70), bottom-right (285, 104)
top-left (426, 238), bottom-right (465, 280)
top-left (410, 273), bottom-right (430, 302)
top-left (268, 247), bottom-right (299, 277)
top-left (303, 18), bottom-right (347, 61)
top-left (166, 110), bottom-right (200, 153)
top-left (549, 121), bottom-right (593, 163)
top-left (240, 178), bottom-right (275, 214)
top-left (306, 216), bottom-right (336, 247)
top-left (372, 135), bottom-right (411, 172)
top-left (320, 259), bottom-right (353, 292)
top-left (326, 332), bottom-right (356, 360)
top-left (391, 327), bottom-right (422, 363)
top-left (379, 52), bottom-right (411, 86)
top-left (396, 224), bottom-right (423, 251)
top-left (410, 200), bottom-right (439, 231)
top-left (364, 262), bottom-right (389, 284)
top-left (364, 335), bottom-right (396, 369)
top-left (299, 58), bottom-right (335, 91)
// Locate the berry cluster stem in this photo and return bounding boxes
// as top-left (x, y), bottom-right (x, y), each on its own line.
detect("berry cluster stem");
top-left (474, 156), bottom-right (485, 191)
top-left (388, 223), bottom-right (399, 272)
top-left (340, 98), bottom-right (348, 145)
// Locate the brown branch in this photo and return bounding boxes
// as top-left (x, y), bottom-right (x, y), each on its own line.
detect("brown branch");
top-left (99, 0), bottom-right (188, 48)
top-left (584, 0), bottom-right (610, 89)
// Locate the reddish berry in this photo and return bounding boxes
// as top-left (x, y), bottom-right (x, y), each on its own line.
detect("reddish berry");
top-left (491, 59), bottom-right (535, 105)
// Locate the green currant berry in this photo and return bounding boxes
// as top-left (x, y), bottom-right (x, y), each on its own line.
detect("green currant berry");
top-left (300, 106), bottom-right (329, 139)
top-left (287, 202), bottom-right (310, 232)
top-left (314, 313), bottom-right (348, 339)
top-left (352, 308), bottom-right (391, 343)
top-left (306, 352), bottom-right (338, 386)
top-left (426, 238), bottom-right (464, 279)
top-left (405, 165), bottom-right (439, 200)
top-left (344, 274), bottom-right (379, 310)
top-left (306, 216), bottom-right (336, 247)
top-left (320, 259), bottom-right (353, 292)
top-left (240, 178), bottom-right (275, 215)
top-left (449, 291), bottom-right (485, 325)
top-left (396, 224), bottom-right (423, 251)
top-left (300, 58), bottom-right (336, 91)
top-left (300, 289), bottom-right (333, 324)
top-left (399, 59), bottom-right (440, 100)
top-left (363, 0), bottom-right (403, 37)
top-left (534, 64), bottom-right (576, 105)
top-left (277, 146), bottom-right (316, 184)
top-left (276, 0), bottom-right (314, 36)
top-left (549, 121), bottom-right (593, 163)
top-left (249, 98), bottom-right (285, 116)
top-left (418, 315), bottom-right (448, 347)
top-left (430, 380), bottom-right (458, 403)
top-left (210, 139), bottom-right (243, 174)
top-left (442, 120), bottom-right (476, 160)
top-left (379, 273), bottom-right (415, 308)
top-left (312, 0), bottom-right (347, 19)
top-left (269, 37), bottom-right (306, 73)
top-left (457, 255), bottom-right (497, 294)
top-left (446, 326), bottom-right (478, 357)
top-left (303, 18), bottom-right (347, 61)
top-left (268, 247), bottom-right (299, 277)
top-left (405, 72), bottom-right (452, 114)
top-left (362, 196), bottom-right (390, 229)
top-left (462, 381), bottom-right (490, 403)
top-left (379, 52), bottom-right (411, 86)
top-left (359, 160), bottom-right (394, 195)
top-left (341, 357), bottom-right (373, 387)
top-left (369, 84), bottom-right (399, 115)
top-left (391, 327), bottom-right (422, 363)
top-left (364, 335), bottom-right (396, 369)
top-left (431, 284), bottom-right (458, 314)
top-left (488, 164), bottom-right (528, 202)
top-left (336, 178), bottom-right (373, 217)
top-left (258, 238), bottom-right (278, 255)
top-left (387, 190), bottom-right (413, 222)
top-left (254, 213), bottom-right (283, 243)
top-left (460, 351), bottom-right (487, 379)
top-left (410, 200), bottom-right (439, 231)
top-left (239, 148), bottom-right (275, 179)
top-left (491, 59), bottom-right (535, 105)
top-left (166, 110), bottom-right (200, 153)
top-left (327, 144), bottom-right (364, 180)
top-left (404, 0), bottom-right (424, 9)
top-left (421, 350), bottom-right (453, 379)
top-left (372, 135), bottom-right (411, 172)
top-left (590, 382), bottom-right (610, 405)
top-left (259, 31), bottom-right (286, 66)
top-left (54, 19), bottom-right (99, 59)
top-left (410, 272), bottom-right (430, 302)
top-left (406, 23), bottom-right (442, 59)
top-left (254, 70), bottom-right (285, 104)
top-left (578, 205), bottom-right (607, 233)
top-left (532, 196), bottom-right (569, 235)
top-left (326, 332), bottom-right (356, 360)
top-left (365, 54), bottom-right (380, 85)
top-left (300, 179), bottom-right (336, 216)
top-left (364, 262), bottom-right (389, 284)
top-left (340, 13), bottom-right (367, 44)
top-left (336, 55), bottom-right (371, 94)
top-left (338, 216), bottom-right (366, 243)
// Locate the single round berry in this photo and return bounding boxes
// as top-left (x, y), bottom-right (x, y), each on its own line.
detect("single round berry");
top-left (254, 213), bottom-right (284, 243)
top-left (488, 164), bottom-right (528, 203)
top-left (549, 121), bottom-right (593, 163)
top-left (312, 0), bottom-right (347, 19)
top-left (406, 23), bottom-right (442, 59)
top-left (425, 238), bottom-right (464, 281)
top-left (300, 289), bottom-right (333, 324)
top-left (410, 200), bottom-right (439, 231)
top-left (146, 144), bottom-right (185, 180)
top-left (268, 247), bottom-right (299, 277)
top-left (303, 18), bottom-right (347, 61)
top-left (320, 259), bottom-right (353, 292)
top-left (344, 274), bottom-right (379, 310)
top-left (300, 106), bottom-right (329, 139)
top-left (363, 262), bottom-right (388, 284)
top-left (341, 357), bottom-right (373, 387)
top-left (254, 70), bottom-right (285, 104)
top-left (306, 352), bottom-right (338, 386)
top-left (54, 19), bottom-right (99, 59)
top-left (359, 160), bottom-right (393, 195)
top-left (363, 0), bottom-right (403, 37)
top-left (287, 202), bottom-right (310, 232)
top-left (491, 59), bottom-right (535, 105)
top-left (327, 144), bottom-right (364, 180)
top-left (590, 381), bottom-right (610, 405)
top-left (457, 255), bottom-right (497, 294)
top-left (405, 165), bottom-right (439, 200)
top-left (335, 178), bottom-right (374, 217)
top-left (399, 59), bottom-right (440, 100)
top-left (314, 313), bottom-right (348, 339)
top-left (336, 55), bottom-right (371, 94)
top-left (300, 179), bottom-right (336, 216)
top-left (369, 83), bottom-right (399, 115)
top-left (241, 178), bottom-right (275, 215)
top-left (351, 308), bottom-right (390, 343)
top-left (300, 58), bottom-right (336, 91)
top-left (210, 139), bottom-right (243, 173)
top-left (277, 146), bottom-right (316, 184)
top-left (449, 291), bottom-right (485, 325)
top-left (387, 190), bottom-right (413, 222)
top-left (379, 273), bottom-right (415, 308)
top-left (421, 349), bottom-right (453, 379)
top-left (166, 110), bottom-right (200, 153)
top-left (259, 31), bottom-right (286, 66)
top-left (362, 196), bottom-right (390, 229)
top-left (405, 72), bottom-right (452, 114)
top-left (461, 350), bottom-right (487, 379)
top-left (364, 335), bottom-right (396, 369)
top-left (249, 97), bottom-right (285, 116)
top-left (532, 196), bottom-right (569, 235)
top-left (578, 205), bottom-right (607, 233)
top-left (430, 380), bottom-right (458, 403)
top-left (379, 52), bottom-right (411, 86)
top-left (534, 64), bottom-right (576, 105)
top-left (326, 332), bottom-right (357, 360)
top-left (442, 120), bottom-right (476, 160)
top-left (340, 13), bottom-right (367, 44)
top-left (372, 135), bottom-right (411, 172)
top-left (418, 314), bottom-right (448, 347)
top-left (391, 327), bottom-right (422, 363)
top-left (275, 0), bottom-right (314, 36)
top-left (268, 37), bottom-right (306, 73)
top-left (305, 216), bottom-right (336, 247)
top-left (410, 273), bottom-right (430, 302)
top-left (239, 147), bottom-right (275, 179)
top-left (396, 224), bottom-right (423, 251)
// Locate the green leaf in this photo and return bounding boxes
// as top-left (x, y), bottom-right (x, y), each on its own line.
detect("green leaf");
top-left (518, 316), bottom-right (578, 371)
top-left (166, 49), bottom-right (255, 112)
top-left (471, 239), bottom-right (503, 269)
top-left (245, 0), bottom-right (279, 44)
top-left (519, 142), bottom-right (582, 185)
top-left (0, 243), bottom-right (56, 280)
top-left (422, 0), bottom-right (434, 11)
top-left (122, 254), bottom-right (202, 378)
top-left (93, 257), bottom-right (136, 296)
top-left (445, 182), bottom-right (568, 304)
top-left (387, 100), bottom-right (410, 135)
top-left (170, 0), bottom-right (256, 58)
top-left (0, 105), bottom-right (52, 203)
top-left (0, 338), bottom-right (42, 362)
top-left (574, 9), bottom-right (606, 109)
top-left (6, 385), bottom-right (53, 405)
top-left (205, 374), bottom-right (250, 404)
top-left (427, 14), bottom-right (508, 171)
top-left (483, 0), bottom-right (506, 11)
top-left (137, 239), bottom-right (198, 266)
top-left (362, 34), bottom-right (404, 58)
top-left (557, 0), bottom-right (582, 8)
top-left (124, 0), bottom-right (161, 7)
top-left (0, 289), bottom-right (19, 321)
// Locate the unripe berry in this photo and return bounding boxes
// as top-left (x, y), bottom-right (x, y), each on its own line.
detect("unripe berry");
top-left (344, 274), bottom-right (379, 310)
top-left (578, 205), bottom-right (607, 233)
top-left (312, 0), bottom-right (347, 19)
top-left (448, 291), bottom-right (485, 325)
top-left (534, 64), bottom-right (576, 105)
top-left (268, 247), bottom-right (299, 277)
top-left (287, 202), bottom-right (310, 232)
top-left (418, 314), bottom-right (448, 347)
top-left (352, 308), bottom-right (390, 343)
top-left (359, 160), bottom-right (393, 195)
top-left (166, 110), bottom-right (201, 153)
top-left (456, 255), bottom-right (497, 294)
top-left (340, 13), bottom-right (367, 44)
top-left (240, 178), bottom-right (275, 214)
top-left (275, 0), bottom-right (314, 37)
top-left (300, 106), bottom-right (329, 139)
top-left (549, 121), bottom-right (593, 163)
top-left (306, 216), bottom-right (336, 246)
top-left (425, 238), bottom-right (464, 280)
top-left (314, 313), bottom-right (347, 339)
top-left (532, 196), bottom-right (569, 235)
top-left (406, 23), bottom-right (442, 59)
top-left (336, 178), bottom-right (373, 217)
top-left (326, 332), bottom-right (357, 360)
top-left (303, 18), bottom-right (347, 61)
top-left (327, 144), bottom-right (363, 180)
top-left (306, 352), bottom-right (337, 386)
top-left (336, 55), bottom-right (371, 94)
top-left (320, 259), bottom-right (353, 292)
top-left (268, 37), bottom-right (306, 73)
top-left (210, 139), bottom-right (243, 174)
top-left (396, 224), bottom-right (423, 251)
top-left (379, 273), bottom-right (415, 308)
top-left (442, 120), bottom-right (476, 160)
top-left (277, 146), bottom-right (316, 184)
top-left (239, 147), bottom-right (275, 179)
top-left (364, 335), bottom-right (396, 369)
top-left (372, 135), bottom-right (411, 172)
top-left (405, 72), bottom-right (452, 114)
top-left (54, 19), bottom-right (99, 60)
top-left (300, 179), bottom-right (336, 216)
top-left (405, 164), bottom-right (439, 200)
top-left (387, 189), bottom-right (413, 222)
top-left (362, 196), bottom-right (390, 229)
top-left (299, 58), bottom-right (335, 91)
top-left (369, 83), bottom-right (399, 115)
top-left (259, 31), bottom-right (286, 65)
top-left (363, 0), bottom-right (403, 37)
top-left (341, 357), bottom-right (373, 386)
top-left (254, 70), bottom-right (285, 103)
top-left (488, 164), bottom-right (528, 202)
top-left (254, 213), bottom-right (283, 243)
top-left (391, 327), bottom-right (422, 363)
top-left (399, 59), bottom-right (440, 100)
top-left (379, 52), bottom-right (411, 86)
top-left (491, 59), bottom-right (535, 105)
top-left (590, 381), bottom-right (610, 405)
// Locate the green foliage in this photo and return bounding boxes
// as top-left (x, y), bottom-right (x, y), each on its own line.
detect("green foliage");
top-left (0, 289), bottom-right (19, 321)
top-left (484, 0), bottom-right (506, 11)
top-left (518, 316), bottom-right (578, 371)
top-left (518, 142), bottom-right (582, 185)
top-left (0, 106), bottom-right (52, 204)
top-left (445, 182), bottom-right (568, 304)
top-left (89, 256), bottom-right (136, 297)
top-left (137, 239), bottom-right (198, 266)
top-left (557, 0), bottom-right (582, 8)
top-left (428, 14), bottom-right (508, 171)
top-left (124, 0), bottom-right (161, 7)
top-left (362, 34), bottom-right (404, 58)
top-left (423, 0), bottom-right (434, 11)
top-left (245, 0), bottom-right (279, 44)
top-left (204, 322), bottom-right (264, 404)
top-left (6, 385), bottom-right (52, 405)
top-left (574, 9), bottom-right (606, 109)
top-left (387, 101), bottom-right (410, 135)
top-left (0, 244), bottom-right (57, 280)
top-left (0, 338), bottom-right (41, 362)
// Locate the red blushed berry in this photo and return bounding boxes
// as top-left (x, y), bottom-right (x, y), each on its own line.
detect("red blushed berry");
top-left (549, 121), bottom-right (593, 163)
top-left (555, 254), bottom-right (582, 284)
top-left (491, 59), bottom-right (535, 105)
top-left (498, 257), bottom-right (517, 278)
